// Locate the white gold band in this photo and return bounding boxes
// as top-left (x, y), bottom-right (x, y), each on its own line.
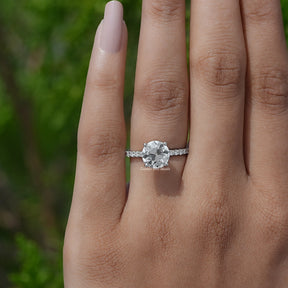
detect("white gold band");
top-left (125, 148), bottom-right (189, 158)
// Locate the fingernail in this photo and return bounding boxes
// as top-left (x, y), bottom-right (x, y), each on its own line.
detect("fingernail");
top-left (100, 1), bottom-right (124, 53)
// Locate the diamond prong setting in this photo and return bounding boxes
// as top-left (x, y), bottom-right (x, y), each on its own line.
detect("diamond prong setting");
top-left (142, 141), bottom-right (170, 169)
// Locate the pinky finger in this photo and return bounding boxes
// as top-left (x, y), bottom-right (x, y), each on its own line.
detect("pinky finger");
top-left (69, 1), bottom-right (128, 232)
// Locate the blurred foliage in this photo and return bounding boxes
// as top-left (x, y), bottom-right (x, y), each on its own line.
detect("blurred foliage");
top-left (0, 0), bottom-right (287, 287)
top-left (283, 0), bottom-right (288, 39)
top-left (0, 1), bottom-right (140, 286)
top-left (9, 234), bottom-right (62, 288)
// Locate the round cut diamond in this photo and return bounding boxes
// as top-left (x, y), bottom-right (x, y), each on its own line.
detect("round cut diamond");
top-left (142, 141), bottom-right (170, 169)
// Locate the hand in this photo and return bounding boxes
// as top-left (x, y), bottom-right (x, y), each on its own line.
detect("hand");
top-left (63, 0), bottom-right (288, 287)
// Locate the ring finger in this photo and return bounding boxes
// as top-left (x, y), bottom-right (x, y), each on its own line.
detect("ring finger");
top-left (128, 0), bottom-right (189, 198)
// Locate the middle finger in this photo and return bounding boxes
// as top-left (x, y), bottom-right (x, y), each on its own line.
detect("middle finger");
top-left (185, 0), bottom-right (247, 179)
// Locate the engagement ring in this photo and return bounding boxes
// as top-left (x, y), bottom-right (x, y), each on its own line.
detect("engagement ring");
top-left (126, 140), bottom-right (189, 169)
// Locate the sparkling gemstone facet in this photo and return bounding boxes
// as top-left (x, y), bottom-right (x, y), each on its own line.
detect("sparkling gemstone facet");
top-left (142, 141), bottom-right (170, 169)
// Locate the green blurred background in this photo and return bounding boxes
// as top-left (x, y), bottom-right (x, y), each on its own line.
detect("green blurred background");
top-left (0, 0), bottom-right (287, 287)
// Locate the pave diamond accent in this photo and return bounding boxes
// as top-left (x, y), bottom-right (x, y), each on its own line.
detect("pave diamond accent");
top-left (142, 141), bottom-right (170, 169)
top-left (125, 151), bottom-right (143, 158)
top-left (169, 148), bottom-right (188, 156)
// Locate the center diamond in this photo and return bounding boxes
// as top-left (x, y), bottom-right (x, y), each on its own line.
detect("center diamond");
top-left (142, 141), bottom-right (170, 169)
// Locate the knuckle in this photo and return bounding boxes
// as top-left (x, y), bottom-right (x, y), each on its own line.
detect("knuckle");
top-left (192, 179), bottom-right (238, 250)
top-left (138, 204), bottom-right (177, 254)
top-left (77, 126), bottom-right (125, 165)
top-left (250, 67), bottom-right (288, 115)
top-left (253, 186), bottom-right (288, 240)
top-left (86, 69), bottom-right (120, 92)
top-left (63, 236), bottom-right (74, 267)
top-left (244, 0), bottom-right (275, 23)
top-left (137, 78), bottom-right (187, 118)
top-left (64, 229), bottom-right (125, 286)
top-left (146, 0), bottom-right (183, 22)
top-left (197, 200), bottom-right (236, 250)
top-left (258, 205), bottom-right (288, 241)
top-left (149, 214), bottom-right (175, 252)
top-left (193, 51), bottom-right (244, 95)
top-left (80, 245), bottom-right (124, 285)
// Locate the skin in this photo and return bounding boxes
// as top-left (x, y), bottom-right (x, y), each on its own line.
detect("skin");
top-left (63, 0), bottom-right (288, 287)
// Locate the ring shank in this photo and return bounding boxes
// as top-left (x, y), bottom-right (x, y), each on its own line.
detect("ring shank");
top-left (125, 151), bottom-right (143, 158)
top-left (169, 148), bottom-right (189, 156)
top-left (125, 148), bottom-right (189, 158)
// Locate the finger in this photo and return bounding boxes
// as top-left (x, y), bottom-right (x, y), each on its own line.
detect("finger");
top-left (185, 0), bottom-right (246, 177)
top-left (129, 0), bottom-right (189, 196)
top-left (241, 0), bottom-right (288, 181)
top-left (68, 1), bottom-right (128, 230)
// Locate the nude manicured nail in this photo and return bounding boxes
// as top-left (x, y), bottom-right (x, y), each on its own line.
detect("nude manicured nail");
top-left (100, 1), bottom-right (123, 53)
